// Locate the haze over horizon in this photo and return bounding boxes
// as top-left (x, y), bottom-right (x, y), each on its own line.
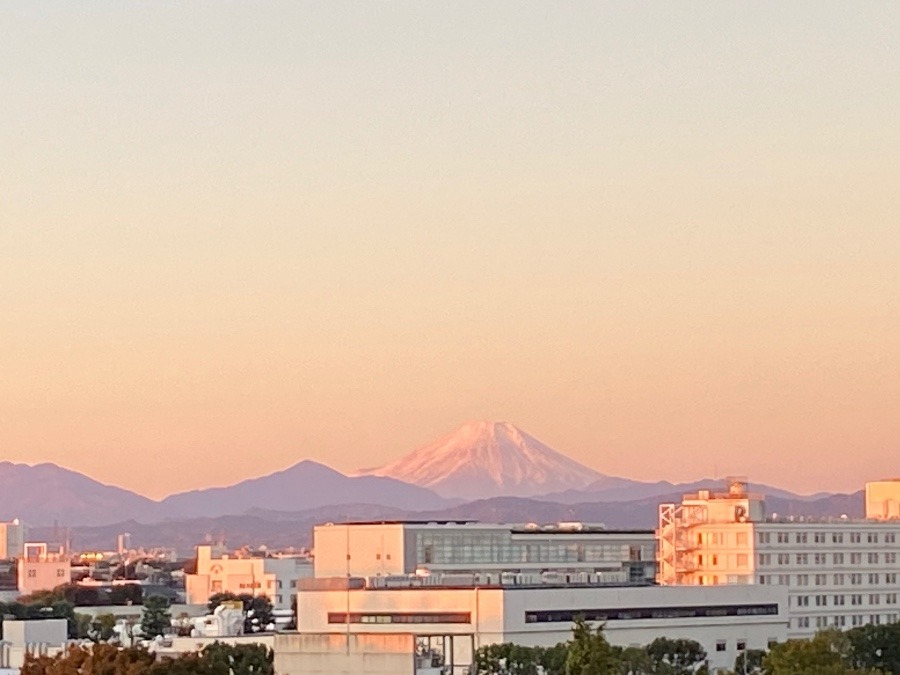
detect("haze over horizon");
top-left (2, 2), bottom-right (898, 499)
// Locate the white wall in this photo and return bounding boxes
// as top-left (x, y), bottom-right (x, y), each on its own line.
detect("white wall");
top-left (313, 524), bottom-right (409, 578)
top-left (274, 633), bottom-right (417, 675)
top-left (296, 584), bottom-right (788, 673)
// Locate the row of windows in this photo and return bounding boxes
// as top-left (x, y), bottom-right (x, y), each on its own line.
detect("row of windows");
top-left (714, 639), bottom-right (779, 652)
top-left (794, 614), bottom-right (900, 629)
top-left (759, 552), bottom-right (897, 566)
top-left (327, 612), bottom-right (471, 625)
top-left (524, 603), bottom-right (779, 624)
top-left (416, 533), bottom-right (649, 566)
top-left (759, 572), bottom-right (898, 586)
top-left (794, 593), bottom-right (899, 607)
top-left (760, 532), bottom-right (898, 545)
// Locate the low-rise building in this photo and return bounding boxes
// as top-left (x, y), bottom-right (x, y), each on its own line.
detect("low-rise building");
top-left (285, 579), bottom-right (788, 674)
top-left (313, 521), bottom-right (656, 583)
top-left (16, 543), bottom-right (70, 595)
top-left (184, 546), bottom-right (311, 610)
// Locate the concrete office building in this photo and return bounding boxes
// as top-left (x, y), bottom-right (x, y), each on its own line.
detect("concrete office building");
top-left (313, 521), bottom-right (656, 584)
top-left (185, 546), bottom-right (312, 610)
top-left (658, 478), bottom-right (900, 638)
top-left (282, 580), bottom-right (788, 674)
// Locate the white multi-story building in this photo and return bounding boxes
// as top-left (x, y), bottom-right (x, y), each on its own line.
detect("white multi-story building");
top-left (285, 580), bottom-right (787, 674)
top-left (658, 478), bottom-right (900, 638)
top-left (313, 521), bottom-right (656, 584)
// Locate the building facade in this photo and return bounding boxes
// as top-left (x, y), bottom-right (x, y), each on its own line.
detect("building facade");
top-left (293, 581), bottom-right (788, 674)
top-left (0, 520), bottom-right (25, 560)
top-left (16, 543), bottom-right (70, 595)
top-left (313, 521), bottom-right (656, 583)
top-left (185, 546), bottom-right (312, 609)
top-left (658, 479), bottom-right (900, 638)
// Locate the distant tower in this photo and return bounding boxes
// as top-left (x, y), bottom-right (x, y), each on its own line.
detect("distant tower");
top-left (117, 533), bottom-right (132, 556)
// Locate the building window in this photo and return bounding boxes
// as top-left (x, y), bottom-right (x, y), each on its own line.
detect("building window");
top-left (795, 533), bottom-right (807, 544)
top-left (886, 553), bottom-right (897, 564)
top-left (737, 554), bottom-right (748, 567)
top-left (851, 553), bottom-right (862, 565)
top-left (796, 553), bottom-right (808, 565)
top-left (815, 553), bottom-right (826, 565)
top-left (815, 574), bottom-right (827, 586)
top-left (886, 533), bottom-right (896, 544)
top-left (868, 553), bottom-right (879, 565)
top-left (56, 569), bottom-right (66, 577)
top-left (759, 554), bottom-right (771, 566)
top-left (834, 595), bottom-right (845, 606)
top-left (834, 574), bottom-right (845, 585)
top-left (797, 574), bottom-right (809, 586)
top-left (868, 533), bottom-right (879, 544)
top-left (759, 533), bottom-right (770, 544)
top-left (777, 533), bottom-right (789, 544)
top-left (870, 574), bottom-right (880, 584)
top-left (814, 533), bottom-right (826, 544)
top-left (329, 612), bottom-right (471, 625)
top-left (27, 570), bottom-right (36, 578)
top-left (833, 533), bottom-right (844, 544)
top-left (851, 533), bottom-right (861, 544)
top-left (716, 641), bottom-right (726, 652)
top-left (834, 553), bottom-right (844, 565)
top-left (737, 640), bottom-right (746, 651)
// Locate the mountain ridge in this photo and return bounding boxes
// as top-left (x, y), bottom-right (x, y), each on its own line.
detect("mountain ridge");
top-left (361, 420), bottom-right (621, 499)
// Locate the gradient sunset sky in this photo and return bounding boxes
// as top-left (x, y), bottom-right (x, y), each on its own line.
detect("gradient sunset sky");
top-left (1, 2), bottom-right (898, 499)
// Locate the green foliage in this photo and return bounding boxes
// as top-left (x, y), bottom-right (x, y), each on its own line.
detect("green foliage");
top-left (20, 642), bottom-right (273, 675)
top-left (763, 629), bottom-right (880, 675)
top-left (645, 636), bottom-right (706, 674)
top-left (615, 645), bottom-right (651, 674)
top-left (475, 642), bottom-right (542, 674)
top-left (732, 648), bottom-right (765, 675)
top-left (20, 583), bottom-right (143, 607)
top-left (847, 622), bottom-right (900, 673)
top-left (0, 597), bottom-right (78, 638)
top-left (207, 592), bottom-right (274, 633)
top-left (140, 595), bottom-right (172, 638)
top-left (565, 617), bottom-right (619, 675)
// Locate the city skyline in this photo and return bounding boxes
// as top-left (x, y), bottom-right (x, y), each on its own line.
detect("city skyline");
top-left (2, 2), bottom-right (898, 499)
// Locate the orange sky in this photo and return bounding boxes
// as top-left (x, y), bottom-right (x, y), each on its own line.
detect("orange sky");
top-left (1, 3), bottom-right (898, 499)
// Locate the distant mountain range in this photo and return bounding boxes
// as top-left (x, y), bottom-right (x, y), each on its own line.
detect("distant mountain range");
top-left (2, 421), bottom-right (859, 539)
top-left (28, 491), bottom-right (866, 554)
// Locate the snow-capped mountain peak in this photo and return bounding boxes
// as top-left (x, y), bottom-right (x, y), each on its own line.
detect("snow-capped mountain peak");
top-left (362, 420), bottom-right (608, 499)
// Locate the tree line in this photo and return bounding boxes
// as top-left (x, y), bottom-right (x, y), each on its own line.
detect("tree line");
top-left (21, 642), bottom-right (273, 675)
top-left (475, 618), bottom-right (900, 674)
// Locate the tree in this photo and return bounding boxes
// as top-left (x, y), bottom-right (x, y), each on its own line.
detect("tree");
top-left (645, 637), bottom-right (706, 674)
top-left (732, 648), bottom-right (765, 675)
top-left (202, 643), bottom-right (274, 675)
top-left (565, 617), bottom-right (620, 675)
top-left (140, 594), bottom-right (172, 638)
top-left (848, 622), bottom-right (900, 673)
top-left (616, 645), bottom-right (652, 674)
top-left (475, 643), bottom-right (541, 674)
top-left (20, 642), bottom-right (274, 675)
top-left (763, 629), bottom-right (880, 675)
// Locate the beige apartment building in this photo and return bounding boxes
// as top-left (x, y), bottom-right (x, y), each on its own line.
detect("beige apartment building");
top-left (184, 545), bottom-right (311, 609)
top-left (16, 543), bottom-right (70, 595)
top-left (658, 478), bottom-right (900, 638)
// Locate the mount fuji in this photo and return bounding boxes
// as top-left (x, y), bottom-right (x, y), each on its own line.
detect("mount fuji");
top-left (361, 420), bottom-right (631, 500)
